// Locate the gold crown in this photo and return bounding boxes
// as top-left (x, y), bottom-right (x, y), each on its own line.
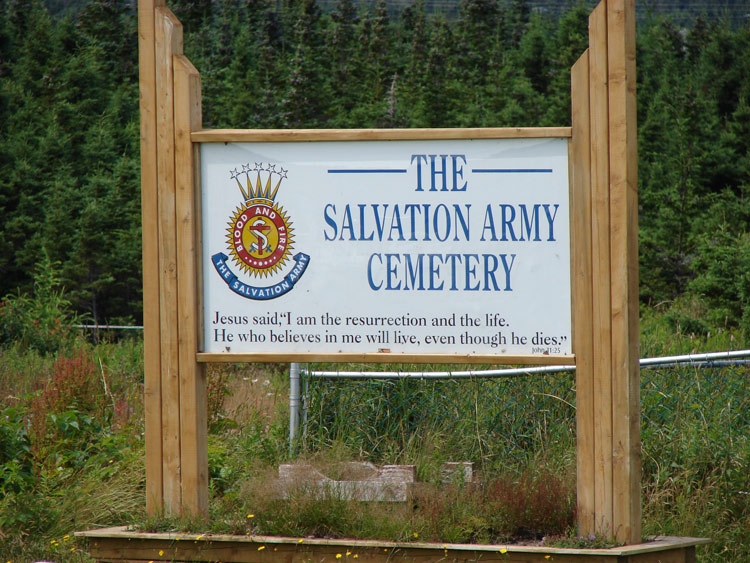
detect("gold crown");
top-left (230, 163), bottom-right (286, 203)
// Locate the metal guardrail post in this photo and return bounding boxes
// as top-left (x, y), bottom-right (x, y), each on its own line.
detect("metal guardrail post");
top-left (289, 362), bottom-right (301, 454)
top-left (302, 365), bottom-right (309, 443)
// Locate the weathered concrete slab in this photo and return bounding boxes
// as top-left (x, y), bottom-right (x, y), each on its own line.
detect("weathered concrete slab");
top-left (278, 462), bottom-right (416, 502)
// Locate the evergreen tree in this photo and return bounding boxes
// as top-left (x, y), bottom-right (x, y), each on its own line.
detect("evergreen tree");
top-left (250, 2), bottom-right (286, 127)
top-left (0, 1), bottom-right (62, 295)
top-left (344, 0), bottom-right (396, 127)
top-left (0, 0), bottom-right (142, 322)
top-left (280, 0), bottom-right (327, 127)
top-left (419, 17), bottom-right (454, 127)
top-left (517, 13), bottom-right (553, 96)
top-left (449, 0), bottom-right (502, 126)
top-left (697, 21), bottom-right (746, 121)
top-left (366, 0), bottom-right (394, 126)
top-left (325, 0), bottom-right (360, 126)
top-left (398, 0), bottom-right (429, 126)
top-left (76, 0), bottom-right (137, 82)
top-left (181, 0), bottom-right (243, 128)
top-left (0, 4), bottom-right (11, 77)
top-left (217, 0), bottom-right (287, 128)
top-left (638, 18), bottom-right (736, 302)
top-left (508, 0), bottom-right (530, 48)
top-left (543, 3), bottom-right (589, 125)
top-left (168, 0), bottom-right (213, 35)
top-left (217, 21), bottom-right (262, 126)
top-left (6, 0), bottom-right (35, 56)
top-left (456, 0), bottom-right (500, 77)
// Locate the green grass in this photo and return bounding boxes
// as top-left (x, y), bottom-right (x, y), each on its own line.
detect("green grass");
top-left (0, 337), bottom-right (145, 563)
top-left (640, 298), bottom-right (748, 357)
top-left (0, 307), bottom-right (747, 561)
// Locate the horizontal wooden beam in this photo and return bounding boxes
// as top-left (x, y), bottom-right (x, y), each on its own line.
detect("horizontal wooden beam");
top-left (192, 127), bottom-right (572, 143)
top-left (197, 352), bottom-right (576, 365)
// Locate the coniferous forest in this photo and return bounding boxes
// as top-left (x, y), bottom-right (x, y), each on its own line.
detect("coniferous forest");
top-left (1, 0), bottom-right (749, 337)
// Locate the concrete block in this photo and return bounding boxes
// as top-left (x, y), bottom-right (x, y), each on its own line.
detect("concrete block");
top-left (277, 463), bottom-right (416, 502)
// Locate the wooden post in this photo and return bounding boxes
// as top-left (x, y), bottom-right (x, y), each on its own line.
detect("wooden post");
top-left (155, 4), bottom-right (183, 514)
top-left (138, 0), bottom-right (207, 516)
top-left (589, 1), bottom-right (615, 537)
top-left (174, 53), bottom-right (208, 515)
top-left (606, 0), bottom-right (641, 543)
top-left (570, 50), bottom-right (595, 535)
top-left (138, 0), bottom-right (165, 516)
top-left (570, 0), bottom-right (640, 544)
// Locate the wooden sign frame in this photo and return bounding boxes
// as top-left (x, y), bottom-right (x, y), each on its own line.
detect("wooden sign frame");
top-left (138, 0), bottom-right (640, 544)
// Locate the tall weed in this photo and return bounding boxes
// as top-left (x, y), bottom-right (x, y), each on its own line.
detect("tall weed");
top-left (219, 462), bottom-right (575, 544)
top-left (0, 343), bottom-right (53, 399)
top-left (640, 298), bottom-right (746, 356)
top-left (0, 251), bottom-right (86, 355)
top-left (0, 339), bottom-right (145, 561)
top-left (303, 372), bottom-right (577, 470)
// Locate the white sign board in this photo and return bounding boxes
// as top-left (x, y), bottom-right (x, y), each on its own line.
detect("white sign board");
top-left (200, 137), bottom-right (571, 357)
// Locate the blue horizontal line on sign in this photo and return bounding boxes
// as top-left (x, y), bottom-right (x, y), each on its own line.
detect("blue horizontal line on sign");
top-left (327, 169), bottom-right (408, 174)
top-left (472, 168), bottom-right (553, 173)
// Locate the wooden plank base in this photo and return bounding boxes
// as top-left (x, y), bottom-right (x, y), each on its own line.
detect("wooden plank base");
top-left (76, 527), bottom-right (708, 563)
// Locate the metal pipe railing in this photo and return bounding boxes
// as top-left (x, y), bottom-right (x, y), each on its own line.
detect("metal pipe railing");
top-left (288, 350), bottom-right (750, 445)
top-left (302, 349), bottom-right (750, 380)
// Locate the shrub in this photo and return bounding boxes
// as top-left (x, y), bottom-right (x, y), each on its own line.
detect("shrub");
top-left (690, 229), bottom-right (750, 330)
top-left (0, 251), bottom-right (84, 354)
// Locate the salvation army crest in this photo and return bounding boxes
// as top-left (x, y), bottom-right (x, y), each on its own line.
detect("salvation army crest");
top-left (211, 163), bottom-right (309, 300)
